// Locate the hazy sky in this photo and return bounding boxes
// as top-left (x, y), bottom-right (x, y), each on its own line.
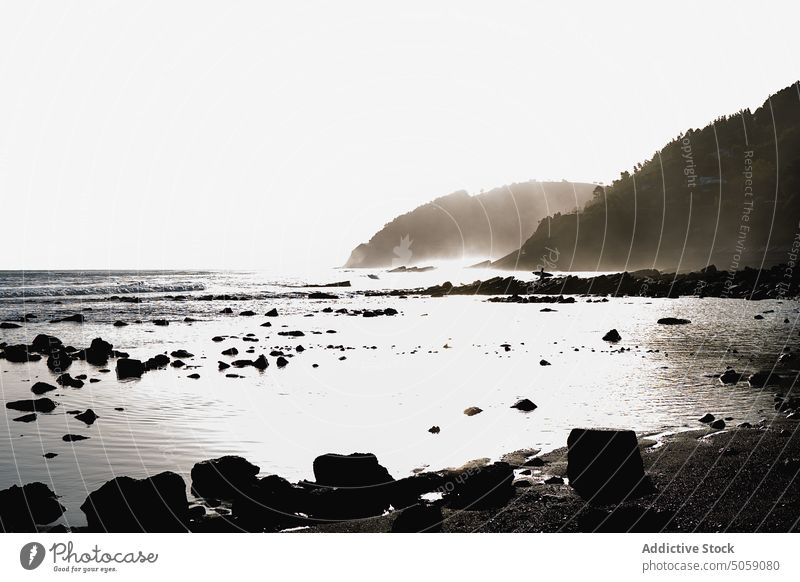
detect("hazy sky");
top-left (1, 1), bottom-right (798, 271)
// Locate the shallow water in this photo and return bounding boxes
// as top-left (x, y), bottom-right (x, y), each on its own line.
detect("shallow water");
top-left (1, 270), bottom-right (797, 527)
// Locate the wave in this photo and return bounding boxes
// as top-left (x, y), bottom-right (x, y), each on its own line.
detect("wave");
top-left (0, 282), bottom-right (206, 299)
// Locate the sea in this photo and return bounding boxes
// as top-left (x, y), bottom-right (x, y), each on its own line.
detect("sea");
top-left (0, 268), bottom-right (796, 527)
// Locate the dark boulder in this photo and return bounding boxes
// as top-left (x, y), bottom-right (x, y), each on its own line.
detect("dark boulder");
top-left (47, 348), bottom-right (73, 372)
top-left (719, 369), bottom-right (741, 385)
top-left (0, 322), bottom-right (21, 329)
top-left (31, 381), bottom-right (57, 395)
top-left (699, 413), bottom-right (715, 423)
top-left (191, 456), bottom-right (260, 500)
top-left (31, 334), bottom-right (63, 354)
top-left (75, 409), bottom-right (99, 425)
top-left (566, 428), bottom-right (651, 503)
top-left (113, 320), bottom-right (128, 327)
top-left (602, 329), bottom-right (622, 342)
top-left (276, 356), bottom-right (288, 368)
top-left (13, 413), bottom-right (37, 423)
top-left (657, 317), bottom-right (691, 325)
top-left (50, 314), bottom-right (85, 323)
top-left (539, 359), bottom-right (551, 366)
top-left (710, 419), bottom-right (726, 430)
top-left (232, 475), bottom-right (307, 532)
top-left (391, 503), bottom-right (443, 532)
top-left (221, 347), bottom-right (238, 356)
top-left (56, 373), bottom-right (84, 388)
top-left (6, 398), bottom-right (58, 413)
top-left (80, 471), bottom-right (189, 532)
top-left (463, 406), bottom-right (482, 416)
top-left (239, 310), bottom-right (256, 316)
top-left (442, 462), bottom-right (514, 510)
top-left (748, 370), bottom-right (781, 387)
top-left (313, 453), bottom-right (393, 488)
top-left (0, 482), bottom-right (65, 532)
top-left (62, 434), bottom-right (89, 442)
top-left (265, 308), bottom-right (279, 317)
top-left (83, 338), bottom-right (113, 365)
top-left (144, 354), bottom-right (170, 370)
top-left (511, 398), bottom-right (537, 412)
top-left (253, 355), bottom-right (268, 370)
top-left (2, 344), bottom-right (41, 363)
top-left (116, 358), bottom-right (145, 379)
top-left (153, 319), bottom-right (169, 326)
top-left (170, 349), bottom-right (194, 358)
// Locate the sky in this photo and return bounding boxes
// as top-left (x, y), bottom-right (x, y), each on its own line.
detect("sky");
top-left (1, 0), bottom-right (798, 271)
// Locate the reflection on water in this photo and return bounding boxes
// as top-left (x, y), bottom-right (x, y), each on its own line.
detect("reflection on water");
top-left (1, 270), bottom-right (797, 527)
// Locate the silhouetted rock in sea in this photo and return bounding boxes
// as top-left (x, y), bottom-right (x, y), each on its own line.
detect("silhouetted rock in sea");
top-left (1, 344), bottom-right (41, 363)
top-left (442, 462), bottom-right (514, 510)
top-left (80, 337), bottom-right (114, 366)
top-left (232, 475), bottom-right (307, 532)
top-left (749, 370), bottom-right (781, 387)
top-left (511, 398), bottom-right (537, 412)
top-left (116, 358), bottom-right (145, 379)
top-left (603, 329), bottom-right (622, 342)
top-left (657, 317), bottom-right (691, 325)
top-left (74, 409), bottom-right (99, 425)
top-left (0, 321), bottom-right (21, 329)
top-left (31, 334), bottom-right (63, 354)
top-left (191, 456), bottom-right (260, 500)
top-left (567, 428), bottom-right (652, 504)
top-left (50, 314), bottom-right (85, 323)
top-left (56, 373), bottom-right (84, 388)
top-left (0, 482), bottom-right (65, 532)
top-left (80, 472), bottom-right (189, 532)
top-left (30, 381), bottom-right (57, 395)
top-left (391, 503), bottom-right (443, 533)
top-left (13, 413), bottom-right (37, 423)
top-left (6, 398), bottom-right (58, 413)
top-left (719, 369), bottom-right (742, 385)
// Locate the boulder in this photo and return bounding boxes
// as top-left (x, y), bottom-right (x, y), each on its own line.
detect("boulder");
top-left (83, 338), bottom-right (113, 365)
top-left (62, 434), bottom-right (89, 442)
top-left (566, 428), bottom-right (651, 503)
top-left (6, 398), bottom-right (58, 413)
top-left (719, 369), bottom-right (741, 385)
top-left (113, 320), bottom-right (128, 327)
top-left (276, 356), bottom-right (288, 368)
top-left (602, 329), bottom-right (622, 342)
top-left (31, 334), bottom-right (63, 354)
top-left (50, 314), bottom-right (85, 323)
top-left (47, 348), bottom-right (73, 372)
top-left (511, 398), bottom-right (537, 412)
top-left (56, 373), bottom-right (84, 388)
top-left (0, 322), bottom-right (21, 329)
top-left (191, 456), bottom-right (260, 500)
top-left (2, 344), bottom-right (41, 363)
top-left (239, 310), bottom-right (256, 316)
top-left (116, 358), bottom-right (145, 379)
top-left (253, 355), bottom-right (269, 370)
top-left (313, 453), bottom-right (394, 488)
top-left (13, 413), bottom-right (37, 423)
top-left (748, 370), bottom-right (781, 387)
top-left (699, 413), bottom-right (715, 423)
top-left (463, 406), bottom-right (483, 416)
top-left (0, 482), bottom-right (65, 532)
top-left (31, 382), bottom-right (57, 395)
top-left (539, 359), bottom-right (551, 366)
top-left (144, 354), bottom-right (170, 369)
top-left (710, 419), bottom-right (726, 430)
top-left (75, 409), bottom-right (99, 425)
top-left (153, 319), bottom-right (169, 326)
top-left (80, 472), bottom-right (189, 532)
top-left (657, 317), bottom-right (691, 325)
top-left (391, 503), bottom-right (443, 533)
top-left (442, 462), bottom-right (514, 509)
top-left (170, 350), bottom-right (194, 359)
top-left (232, 475), bottom-right (306, 532)
top-left (221, 347), bottom-right (238, 356)
top-left (265, 308), bottom-right (279, 317)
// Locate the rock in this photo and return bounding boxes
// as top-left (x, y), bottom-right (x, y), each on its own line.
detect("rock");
top-left (463, 406), bottom-right (483, 416)
top-left (719, 369), bottom-right (741, 385)
top-left (62, 434), bottom-right (89, 442)
top-left (748, 370), bottom-right (781, 387)
top-left (6, 398), bottom-right (58, 413)
top-left (736, 422), bottom-right (753, 429)
top-left (539, 359), bottom-right (551, 366)
top-left (80, 472), bottom-right (189, 532)
top-left (0, 322), bottom-right (21, 329)
top-left (50, 314), bottom-right (85, 323)
top-left (212, 336), bottom-right (224, 342)
top-left (113, 320), bottom-right (128, 327)
top-left (391, 503), bottom-right (443, 533)
top-left (253, 355), bottom-right (269, 370)
top-left (511, 398), bottom-right (537, 412)
top-left (544, 476), bottom-right (564, 485)
top-left (239, 310), bottom-right (256, 316)
top-left (442, 462), bottom-right (514, 509)
top-left (602, 329), bottom-right (622, 342)
top-left (75, 409), bottom-right (99, 425)
top-left (56, 373), bottom-right (84, 388)
top-left (43, 453), bottom-right (58, 459)
top-left (276, 356), bottom-right (288, 368)
top-left (710, 419), bottom-right (726, 430)
top-left (218, 361), bottom-right (231, 370)
top-left (523, 457), bottom-right (546, 467)
top-left (566, 428), bottom-right (651, 503)
top-left (2, 344), bottom-right (41, 363)
top-left (754, 314), bottom-right (764, 320)
top-left (13, 413), bottom-right (37, 423)
top-left (171, 360), bottom-right (185, 368)
top-left (657, 317), bottom-right (691, 325)
top-left (31, 334), bottom-right (63, 354)
top-left (428, 426), bottom-right (440, 434)
top-left (699, 413), bottom-right (715, 423)
top-left (187, 373), bottom-right (200, 379)
top-left (278, 331), bottom-right (305, 337)
top-left (83, 337), bottom-right (114, 365)
top-left (116, 358), bottom-right (145, 379)
top-left (0, 482), bottom-right (66, 532)
top-left (265, 308), bottom-right (279, 317)
top-left (171, 349), bottom-right (194, 358)
top-left (191, 456), bottom-right (260, 500)
top-left (232, 475), bottom-right (307, 532)
top-left (144, 354), bottom-right (170, 370)
top-left (313, 453), bottom-right (394, 488)
top-left (221, 347), bottom-right (238, 356)
top-left (30, 382), bottom-right (57, 395)
top-left (153, 319), bottom-right (169, 326)
top-left (260, 322), bottom-right (272, 327)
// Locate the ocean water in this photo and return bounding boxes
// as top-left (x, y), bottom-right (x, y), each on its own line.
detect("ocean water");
top-left (0, 269), bottom-right (797, 528)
